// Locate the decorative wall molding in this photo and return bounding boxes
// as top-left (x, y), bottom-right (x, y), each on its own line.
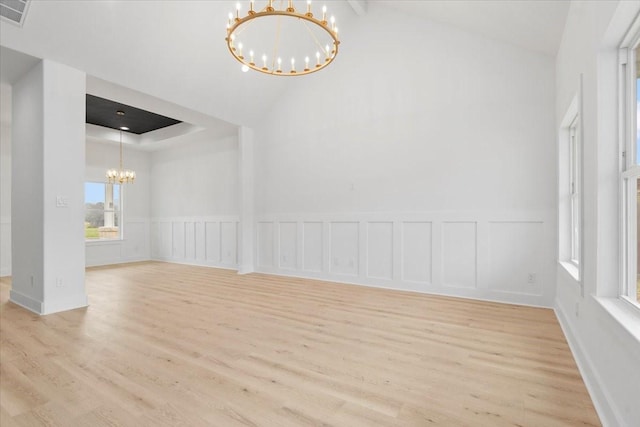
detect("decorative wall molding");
top-left (254, 211), bottom-right (554, 307)
top-left (150, 216), bottom-right (240, 269)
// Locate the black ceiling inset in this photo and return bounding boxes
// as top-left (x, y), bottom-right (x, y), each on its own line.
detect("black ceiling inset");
top-left (86, 94), bottom-right (182, 135)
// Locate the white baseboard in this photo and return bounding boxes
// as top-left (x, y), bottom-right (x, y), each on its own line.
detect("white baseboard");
top-left (237, 264), bottom-right (255, 275)
top-left (255, 266), bottom-right (551, 309)
top-left (42, 293), bottom-right (89, 315)
top-left (151, 257), bottom-right (238, 272)
top-left (9, 289), bottom-right (89, 315)
top-left (9, 289), bottom-right (43, 314)
top-left (554, 301), bottom-right (621, 427)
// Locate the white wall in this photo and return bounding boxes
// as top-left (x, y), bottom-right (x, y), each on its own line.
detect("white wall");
top-left (85, 140), bottom-right (151, 267)
top-left (0, 84), bottom-right (11, 277)
top-left (253, 4), bottom-right (557, 306)
top-left (150, 133), bottom-right (240, 269)
top-left (554, 1), bottom-right (640, 426)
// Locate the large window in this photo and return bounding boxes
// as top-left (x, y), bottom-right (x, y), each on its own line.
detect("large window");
top-left (85, 182), bottom-right (121, 240)
top-left (559, 92), bottom-right (581, 281)
top-left (621, 36), bottom-right (640, 306)
top-left (569, 115), bottom-right (581, 267)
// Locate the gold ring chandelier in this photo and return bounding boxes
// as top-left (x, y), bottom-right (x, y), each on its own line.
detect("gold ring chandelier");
top-left (226, 0), bottom-right (340, 76)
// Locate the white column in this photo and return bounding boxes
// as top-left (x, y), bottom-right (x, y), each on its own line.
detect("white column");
top-left (11, 59), bottom-right (88, 315)
top-left (104, 184), bottom-right (115, 227)
top-left (237, 126), bottom-right (255, 274)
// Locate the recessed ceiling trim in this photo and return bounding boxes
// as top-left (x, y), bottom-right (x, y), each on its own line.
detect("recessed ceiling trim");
top-left (0, 0), bottom-right (30, 27)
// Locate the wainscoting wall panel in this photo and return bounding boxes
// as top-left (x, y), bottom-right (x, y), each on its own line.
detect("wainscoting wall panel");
top-left (302, 222), bottom-right (323, 272)
top-left (442, 222), bottom-right (477, 289)
top-left (488, 221), bottom-right (544, 295)
top-left (195, 222), bottom-right (206, 262)
top-left (366, 222), bottom-right (394, 280)
top-left (255, 212), bottom-right (554, 307)
top-left (185, 222), bottom-right (196, 260)
top-left (401, 221), bottom-right (432, 284)
top-left (279, 222), bottom-right (297, 270)
top-left (151, 216), bottom-right (239, 269)
top-left (205, 221), bottom-right (221, 262)
top-left (172, 222), bottom-right (186, 260)
top-left (257, 221), bottom-right (274, 268)
top-left (220, 222), bottom-right (238, 266)
top-left (330, 222), bottom-right (359, 276)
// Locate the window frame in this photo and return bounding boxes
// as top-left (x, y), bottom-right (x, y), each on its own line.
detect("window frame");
top-left (619, 25), bottom-right (640, 308)
top-left (84, 181), bottom-right (123, 242)
top-left (569, 115), bottom-right (581, 267)
top-left (559, 89), bottom-right (583, 285)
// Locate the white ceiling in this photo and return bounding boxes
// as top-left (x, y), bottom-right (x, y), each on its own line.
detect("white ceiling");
top-left (377, 0), bottom-right (570, 57)
top-left (0, 0), bottom-right (570, 140)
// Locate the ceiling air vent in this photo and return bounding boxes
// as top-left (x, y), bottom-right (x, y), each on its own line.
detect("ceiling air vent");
top-left (0, 0), bottom-right (30, 26)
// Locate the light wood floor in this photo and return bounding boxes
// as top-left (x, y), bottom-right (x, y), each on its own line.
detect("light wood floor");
top-left (1, 262), bottom-right (600, 426)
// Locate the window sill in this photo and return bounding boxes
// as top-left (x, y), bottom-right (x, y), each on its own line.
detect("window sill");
top-left (85, 239), bottom-right (124, 245)
top-left (559, 261), bottom-right (580, 282)
top-left (594, 296), bottom-right (640, 343)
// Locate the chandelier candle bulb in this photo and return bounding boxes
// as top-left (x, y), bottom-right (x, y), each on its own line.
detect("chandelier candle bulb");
top-left (277, 57), bottom-right (282, 73)
top-left (249, 0), bottom-right (254, 13)
top-left (322, 5), bottom-right (327, 22)
top-left (238, 42), bottom-right (243, 58)
top-left (287, 0), bottom-right (294, 12)
top-left (262, 54), bottom-right (268, 70)
top-left (249, 50), bottom-right (254, 65)
top-left (235, 2), bottom-right (240, 20)
top-left (306, 0), bottom-right (312, 16)
top-left (305, 56), bottom-right (310, 71)
top-left (316, 51), bottom-right (321, 66)
top-left (291, 57), bottom-right (295, 72)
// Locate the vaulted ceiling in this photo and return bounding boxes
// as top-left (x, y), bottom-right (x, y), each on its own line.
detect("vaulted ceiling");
top-left (0, 0), bottom-right (571, 134)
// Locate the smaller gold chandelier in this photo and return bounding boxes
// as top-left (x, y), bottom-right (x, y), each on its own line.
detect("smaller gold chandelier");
top-left (107, 111), bottom-right (136, 184)
top-left (226, 0), bottom-right (340, 76)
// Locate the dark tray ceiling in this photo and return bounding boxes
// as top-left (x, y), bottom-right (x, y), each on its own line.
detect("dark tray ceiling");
top-left (86, 94), bottom-right (181, 135)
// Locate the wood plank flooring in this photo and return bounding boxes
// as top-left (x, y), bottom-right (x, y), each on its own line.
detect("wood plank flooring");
top-left (0, 262), bottom-right (600, 426)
